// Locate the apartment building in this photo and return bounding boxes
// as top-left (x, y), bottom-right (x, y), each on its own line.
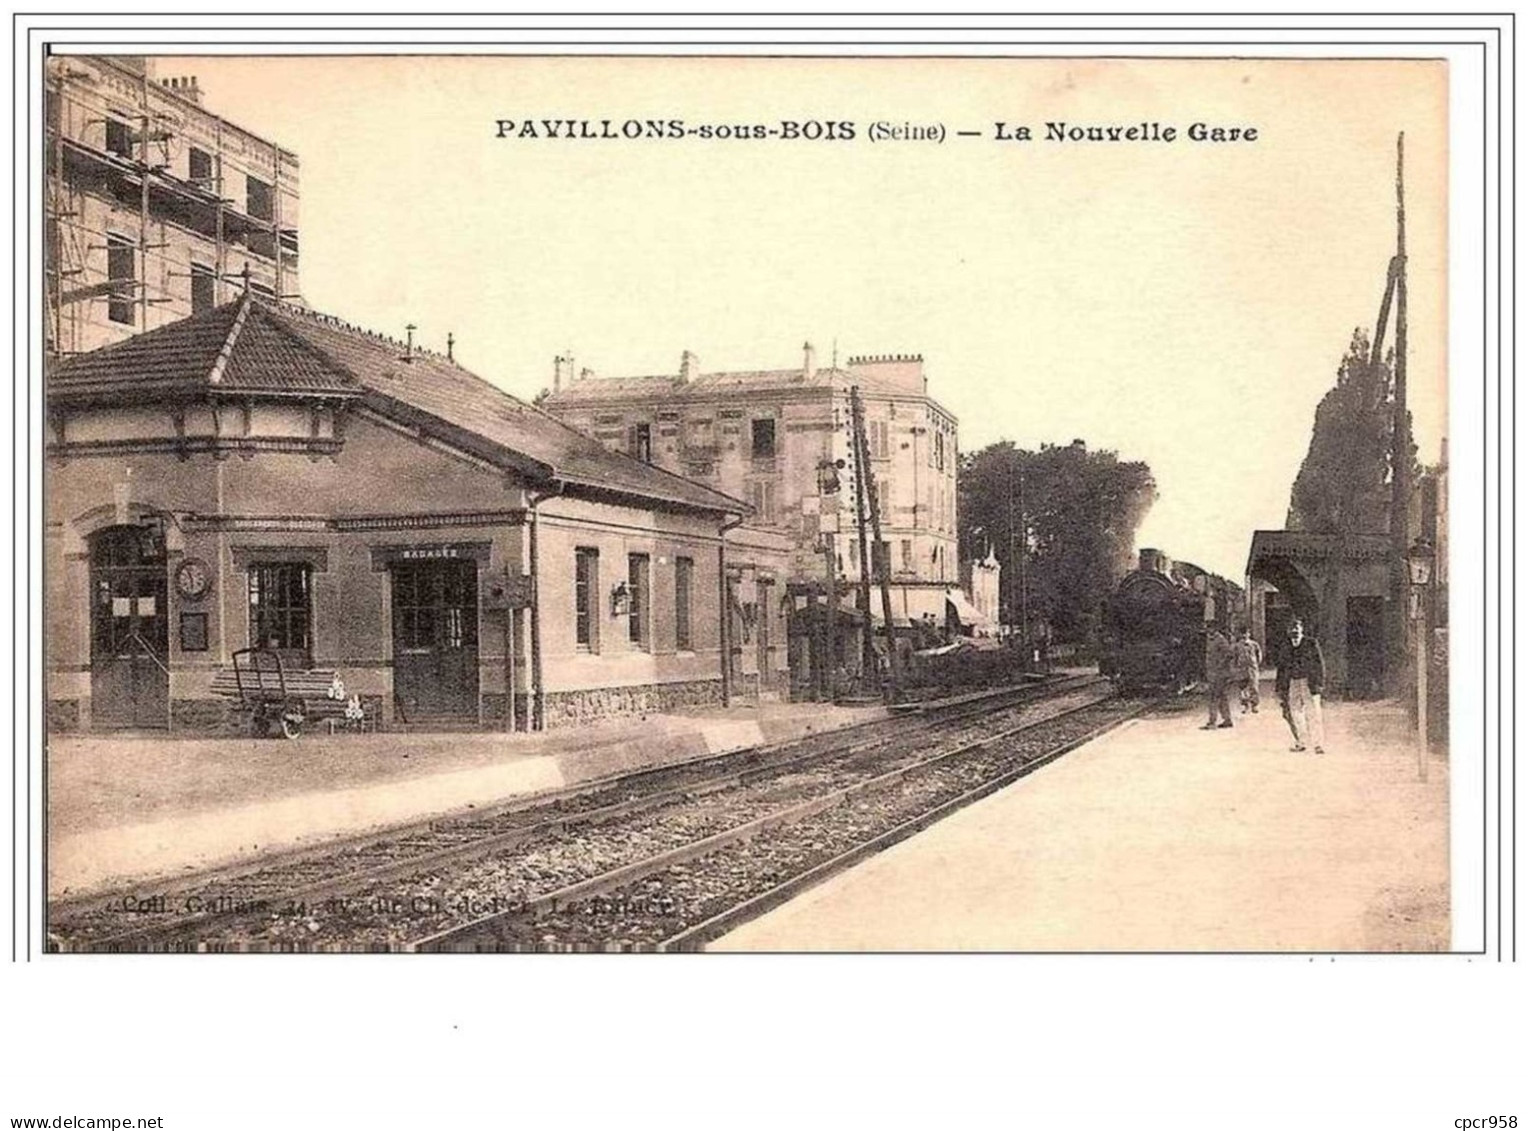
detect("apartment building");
top-left (541, 345), bottom-right (980, 690)
top-left (45, 55), bottom-right (300, 358)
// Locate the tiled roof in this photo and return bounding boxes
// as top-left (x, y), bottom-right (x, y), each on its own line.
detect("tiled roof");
top-left (47, 295), bottom-right (746, 516)
top-left (47, 298), bottom-right (362, 399)
top-left (268, 304), bottom-right (744, 513)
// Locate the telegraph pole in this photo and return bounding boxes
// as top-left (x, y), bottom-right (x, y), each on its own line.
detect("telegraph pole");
top-left (1018, 464), bottom-right (1029, 664)
top-left (823, 536), bottom-right (839, 700)
top-left (1389, 132), bottom-right (1413, 685)
top-left (849, 393), bottom-right (876, 683)
top-left (851, 387), bottom-right (900, 699)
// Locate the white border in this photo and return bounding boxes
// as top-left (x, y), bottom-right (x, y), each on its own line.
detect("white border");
top-left (4, 14), bottom-right (1513, 1130)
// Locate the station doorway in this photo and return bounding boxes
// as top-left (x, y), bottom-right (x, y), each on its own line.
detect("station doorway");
top-left (390, 559), bottom-right (480, 723)
top-left (89, 524), bottom-right (169, 729)
top-left (1345, 595), bottom-right (1387, 699)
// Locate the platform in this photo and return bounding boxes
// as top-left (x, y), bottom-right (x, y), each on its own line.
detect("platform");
top-left (46, 699), bottom-right (887, 899)
top-left (711, 690), bottom-right (1450, 952)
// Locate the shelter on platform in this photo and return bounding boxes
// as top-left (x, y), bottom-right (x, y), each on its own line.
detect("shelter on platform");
top-left (1244, 530), bottom-right (1393, 699)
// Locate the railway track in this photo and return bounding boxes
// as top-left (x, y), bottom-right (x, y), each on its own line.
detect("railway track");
top-left (417, 695), bottom-right (1149, 952)
top-left (50, 675), bottom-right (1116, 953)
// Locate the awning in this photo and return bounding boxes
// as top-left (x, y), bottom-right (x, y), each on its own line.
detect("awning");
top-left (943, 589), bottom-right (992, 629)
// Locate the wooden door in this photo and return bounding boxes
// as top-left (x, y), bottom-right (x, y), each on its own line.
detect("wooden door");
top-left (90, 525), bottom-right (169, 729)
top-left (391, 559), bottom-right (479, 722)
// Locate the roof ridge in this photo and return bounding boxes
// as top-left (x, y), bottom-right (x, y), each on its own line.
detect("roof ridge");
top-left (254, 293), bottom-right (459, 363)
top-left (255, 300), bottom-right (738, 508)
top-left (206, 293), bottom-right (253, 386)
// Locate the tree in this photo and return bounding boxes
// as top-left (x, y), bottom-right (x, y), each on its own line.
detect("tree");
top-left (1286, 327), bottom-right (1417, 534)
top-left (958, 440), bottom-right (1157, 648)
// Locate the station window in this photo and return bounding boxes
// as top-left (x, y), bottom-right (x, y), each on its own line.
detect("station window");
top-left (751, 418), bottom-right (776, 459)
top-left (104, 117), bottom-right (134, 160)
top-left (106, 234), bottom-right (135, 325)
top-left (628, 554), bottom-right (651, 650)
top-left (901, 539), bottom-right (913, 572)
top-left (675, 557), bottom-right (694, 651)
top-left (574, 548), bottom-right (599, 651)
top-left (934, 431), bottom-right (945, 472)
top-left (249, 562), bottom-right (313, 667)
top-left (188, 146), bottom-right (213, 186)
top-left (190, 262), bottom-right (216, 314)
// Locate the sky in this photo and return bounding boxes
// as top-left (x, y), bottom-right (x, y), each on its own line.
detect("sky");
top-left (160, 55), bottom-right (1447, 580)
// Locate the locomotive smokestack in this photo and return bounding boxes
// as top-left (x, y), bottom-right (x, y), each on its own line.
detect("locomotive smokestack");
top-left (1139, 548), bottom-right (1165, 574)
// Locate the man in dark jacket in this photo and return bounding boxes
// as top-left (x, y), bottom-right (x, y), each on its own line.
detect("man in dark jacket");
top-left (1275, 617), bottom-right (1326, 753)
top-left (1200, 627), bottom-right (1236, 730)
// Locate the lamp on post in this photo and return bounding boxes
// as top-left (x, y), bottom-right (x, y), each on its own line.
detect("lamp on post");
top-left (1405, 537), bottom-right (1435, 782)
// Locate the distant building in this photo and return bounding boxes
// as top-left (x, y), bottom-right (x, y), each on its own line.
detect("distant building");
top-left (540, 345), bottom-right (969, 690)
top-left (45, 55), bottom-right (301, 358)
top-left (962, 549), bottom-right (1002, 637)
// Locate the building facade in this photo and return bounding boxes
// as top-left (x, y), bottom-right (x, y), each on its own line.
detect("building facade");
top-left (962, 550), bottom-right (1002, 636)
top-left (45, 295), bottom-right (789, 735)
top-left (46, 55), bottom-right (301, 359)
top-left (540, 343), bottom-right (966, 631)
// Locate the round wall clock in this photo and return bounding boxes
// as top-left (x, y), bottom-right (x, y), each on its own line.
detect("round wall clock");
top-left (175, 557), bottom-right (211, 601)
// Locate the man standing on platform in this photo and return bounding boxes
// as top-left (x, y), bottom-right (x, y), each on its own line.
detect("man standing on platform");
top-left (1234, 627), bottom-right (1264, 713)
top-left (1276, 618), bottom-right (1327, 753)
top-left (1200, 626), bottom-right (1236, 730)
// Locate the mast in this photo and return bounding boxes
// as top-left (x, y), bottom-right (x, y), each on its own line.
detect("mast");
top-left (1389, 132), bottom-right (1412, 677)
top-left (851, 386), bottom-right (900, 699)
top-left (849, 388), bottom-right (876, 684)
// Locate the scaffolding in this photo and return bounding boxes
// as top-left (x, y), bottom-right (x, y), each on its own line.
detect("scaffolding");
top-left (45, 56), bottom-right (301, 359)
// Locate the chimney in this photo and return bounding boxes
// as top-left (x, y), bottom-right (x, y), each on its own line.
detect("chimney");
top-left (803, 341), bottom-right (817, 380)
top-left (161, 75), bottom-right (204, 105)
top-left (553, 355), bottom-right (566, 393)
top-left (404, 323), bottom-right (416, 363)
top-left (679, 350), bottom-right (698, 384)
top-left (580, 367), bottom-right (595, 382)
top-left (446, 333), bottom-right (455, 362)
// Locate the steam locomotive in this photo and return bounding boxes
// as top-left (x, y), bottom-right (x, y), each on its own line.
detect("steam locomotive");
top-left (1100, 548), bottom-right (1242, 693)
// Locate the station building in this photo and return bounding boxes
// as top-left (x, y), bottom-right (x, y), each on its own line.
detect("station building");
top-left (45, 294), bottom-right (791, 735)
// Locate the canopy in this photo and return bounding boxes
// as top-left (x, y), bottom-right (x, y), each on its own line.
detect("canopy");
top-left (943, 589), bottom-right (993, 630)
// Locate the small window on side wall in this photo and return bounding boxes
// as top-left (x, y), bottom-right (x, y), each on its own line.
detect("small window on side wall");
top-left (675, 557), bottom-right (694, 651)
top-left (628, 553), bottom-right (651, 649)
top-left (575, 547), bottom-right (599, 652)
